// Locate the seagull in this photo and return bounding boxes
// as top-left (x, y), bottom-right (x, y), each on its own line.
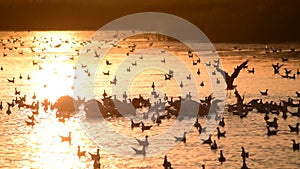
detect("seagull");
top-left (265, 117), bottom-right (278, 129)
top-left (151, 82), bottom-right (155, 89)
top-left (141, 122), bottom-right (152, 132)
top-left (163, 155), bottom-right (172, 169)
top-left (202, 134), bottom-right (212, 144)
top-left (292, 139), bottom-right (299, 151)
top-left (94, 51), bottom-right (100, 58)
top-left (267, 126), bottom-right (278, 136)
top-left (7, 77), bottom-right (15, 83)
top-left (193, 118), bottom-right (201, 129)
top-left (288, 122), bottom-right (299, 133)
top-left (217, 127), bottom-right (226, 139)
top-left (260, 89), bottom-right (268, 96)
top-left (77, 146), bottom-right (86, 159)
top-left (6, 106), bottom-right (12, 115)
top-left (179, 81), bottom-right (183, 88)
top-left (218, 150), bottom-right (226, 163)
top-left (211, 140), bottom-right (218, 150)
top-left (174, 132), bottom-right (187, 143)
top-left (197, 68), bottom-right (201, 75)
top-left (248, 68), bottom-right (255, 74)
top-left (136, 135), bottom-right (149, 146)
top-left (106, 59), bottom-right (112, 65)
top-left (132, 61), bottom-right (137, 66)
top-left (103, 70), bottom-right (110, 76)
top-left (131, 119), bottom-right (141, 129)
top-left (165, 74), bottom-right (172, 80)
top-left (216, 60), bottom-right (248, 90)
top-left (25, 119), bottom-right (35, 126)
top-left (89, 148), bottom-right (100, 161)
top-left (131, 145), bottom-right (146, 156)
top-left (219, 117), bottom-right (225, 127)
top-left (200, 81), bottom-right (204, 87)
top-left (14, 88), bottom-right (20, 95)
top-left (59, 132), bottom-right (71, 144)
top-left (187, 74), bottom-right (191, 80)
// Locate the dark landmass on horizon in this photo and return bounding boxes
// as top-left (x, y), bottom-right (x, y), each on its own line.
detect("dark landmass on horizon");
top-left (0, 0), bottom-right (300, 42)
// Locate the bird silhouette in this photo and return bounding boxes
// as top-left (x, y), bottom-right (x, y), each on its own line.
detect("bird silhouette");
top-left (216, 60), bottom-right (248, 90)
top-left (163, 155), bottom-right (172, 169)
top-left (77, 146), bottom-right (86, 159)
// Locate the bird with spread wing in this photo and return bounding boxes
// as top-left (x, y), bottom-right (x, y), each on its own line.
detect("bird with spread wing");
top-left (216, 60), bottom-right (248, 90)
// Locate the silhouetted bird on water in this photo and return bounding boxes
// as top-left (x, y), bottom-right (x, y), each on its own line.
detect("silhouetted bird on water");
top-left (132, 145), bottom-right (146, 156)
top-left (292, 139), bottom-right (299, 151)
top-left (267, 126), bottom-right (278, 136)
top-left (217, 127), bottom-right (226, 139)
top-left (174, 132), bottom-right (187, 144)
top-left (25, 119), bottom-right (35, 126)
top-left (288, 122), bottom-right (299, 133)
top-left (194, 118), bottom-right (201, 129)
top-left (77, 146), bottom-right (86, 159)
top-left (211, 140), bottom-right (218, 150)
top-left (260, 89), bottom-right (268, 96)
top-left (218, 150), bottom-right (226, 163)
top-left (7, 77), bottom-right (15, 83)
top-left (265, 117), bottom-right (278, 129)
top-left (163, 155), bottom-right (172, 169)
top-left (59, 132), bottom-right (71, 144)
top-left (136, 135), bottom-right (149, 147)
top-left (202, 134), bottom-right (212, 144)
top-left (219, 117), bottom-right (225, 127)
top-left (89, 148), bottom-right (100, 161)
top-left (151, 82), bottom-right (155, 89)
top-left (106, 59), bottom-right (112, 65)
top-left (131, 119), bottom-right (141, 129)
top-left (141, 122), bottom-right (152, 132)
top-left (6, 106), bottom-right (11, 115)
top-left (216, 60), bottom-right (248, 90)
top-left (247, 67), bottom-right (255, 74)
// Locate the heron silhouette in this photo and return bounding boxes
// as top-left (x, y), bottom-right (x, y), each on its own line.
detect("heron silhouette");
top-left (216, 60), bottom-right (248, 90)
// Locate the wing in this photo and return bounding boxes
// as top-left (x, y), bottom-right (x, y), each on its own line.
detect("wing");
top-left (231, 60), bottom-right (248, 79)
top-left (216, 67), bottom-right (229, 81)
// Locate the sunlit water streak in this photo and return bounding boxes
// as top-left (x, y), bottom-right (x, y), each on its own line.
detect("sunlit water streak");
top-left (0, 31), bottom-right (299, 168)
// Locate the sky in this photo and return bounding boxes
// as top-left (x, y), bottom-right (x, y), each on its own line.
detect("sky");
top-left (0, 0), bottom-right (300, 42)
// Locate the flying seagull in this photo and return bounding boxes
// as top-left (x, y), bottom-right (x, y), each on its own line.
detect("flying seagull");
top-left (216, 60), bottom-right (248, 90)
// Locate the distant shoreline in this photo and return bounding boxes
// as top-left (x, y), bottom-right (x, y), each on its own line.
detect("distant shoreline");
top-left (0, 29), bottom-right (299, 44)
